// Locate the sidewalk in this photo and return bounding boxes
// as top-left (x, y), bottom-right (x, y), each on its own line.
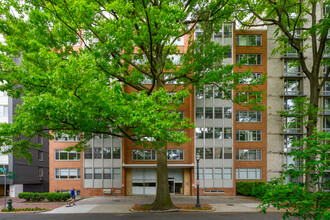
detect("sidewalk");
top-left (43, 196), bottom-right (282, 214)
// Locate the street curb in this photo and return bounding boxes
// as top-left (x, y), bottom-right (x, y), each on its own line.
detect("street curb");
top-left (130, 208), bottom-right (215, 213)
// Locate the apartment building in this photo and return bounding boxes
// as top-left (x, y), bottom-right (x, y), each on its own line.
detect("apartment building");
top-left (49, 25), bottom-right (269, 197)
top-left (266, 2), bottom-right (329, 183)
top-left (0, 40), bottom-right (49, 196)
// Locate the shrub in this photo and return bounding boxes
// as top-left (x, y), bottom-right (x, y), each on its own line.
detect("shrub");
top-left (18, 192), bottom-right (70, 202)
top-left (236, 181), bottom-right (266, 197)
top-left (251, 183), bottom-right (267, 199)
top-left (45, 192), bottom-right (70, 202)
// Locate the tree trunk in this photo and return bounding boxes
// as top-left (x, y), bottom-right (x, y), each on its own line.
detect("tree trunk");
top-left (150, 145), bottom-right (176, 210)
top-left (305, 79), bottom-right (320, 191)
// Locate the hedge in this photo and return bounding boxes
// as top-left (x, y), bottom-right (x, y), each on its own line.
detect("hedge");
top-left (18, 192), bottom-right (71, 202)
top-left (236, 181), bottom-right (266, 197)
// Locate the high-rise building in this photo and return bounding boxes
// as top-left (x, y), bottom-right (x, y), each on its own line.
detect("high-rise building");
top-left (49, 25), bottom-right (269, 196)
top-left (0, 37), bottom-right (49, 196)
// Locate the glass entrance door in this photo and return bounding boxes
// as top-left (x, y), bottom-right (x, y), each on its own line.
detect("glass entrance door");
top-left (168, 178), bottom-right (175, 194)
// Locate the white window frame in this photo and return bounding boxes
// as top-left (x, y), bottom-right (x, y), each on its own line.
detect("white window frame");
top-left (236, 168), bottom-right (262, 179)
top-left (236, 149), bottom-right (262, 161)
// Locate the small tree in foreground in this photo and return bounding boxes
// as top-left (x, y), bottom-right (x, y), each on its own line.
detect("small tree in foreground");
top-left (260, 130), bottom-right (330, 220)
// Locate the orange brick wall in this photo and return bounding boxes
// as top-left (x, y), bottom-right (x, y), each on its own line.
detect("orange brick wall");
top-left (233, 29), bottom-right (268, 189)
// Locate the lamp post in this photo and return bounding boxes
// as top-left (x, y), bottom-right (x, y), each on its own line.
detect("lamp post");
top-left (195, 154), bottom-right (201, 208)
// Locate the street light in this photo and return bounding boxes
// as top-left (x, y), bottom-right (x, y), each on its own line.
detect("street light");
top-left (195, 154), bottom-right (201, 208)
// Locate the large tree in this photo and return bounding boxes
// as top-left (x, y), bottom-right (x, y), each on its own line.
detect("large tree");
top-left (236, 0), bottom-right (329, 187)
top-left (0, 0), bottom-right (249, 210)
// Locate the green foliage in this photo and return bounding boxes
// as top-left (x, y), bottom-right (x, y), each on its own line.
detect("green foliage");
top-left (18, 192), bottom-right (70, 202)
top-left (259, 131), bottom-right (330, 220)
top-left (236, 181), bottom-right (265, 197)
top-left (1, 207), bottom-right (47, 212)
top-left (44, 192), bottom-right (71, 202)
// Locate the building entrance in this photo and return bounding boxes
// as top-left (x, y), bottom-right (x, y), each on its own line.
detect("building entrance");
top-left (168, 169), bottom-right (183, 194)
top-left (131, 168), bottom-right (183, 195)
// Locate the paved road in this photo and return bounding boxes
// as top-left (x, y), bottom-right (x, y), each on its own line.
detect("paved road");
top-left (0, 213), bottom-right (299, 220)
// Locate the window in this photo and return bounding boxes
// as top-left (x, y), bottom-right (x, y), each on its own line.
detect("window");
top-left (214, 87), bottom-right (222, 98)
top-left (133, 149), bottom-right (156, 160)
top-left (323, 64), bottom-right (329, 76)
top-left (324, 5), bottom-right (330, 17)
top-left (236, 111), bottom-right (262, 122)
top-left (224, 147), bottom-right (232, 159)
top-left (94, 147), bottom-right (102, 159)
top-left (205, 107), bottom-right (213, 119)
top-left (214, 107), bottom-right (222, 119)
top-left (284, 98), bottom-right (295, 110)
top-left (38, 151), bottom-right (43, 161)
top-left (205, 147), bottom-right (213, 159)
top-left (236, 35), bottom-right (261, 46)
top-left (167, 149), bottom-right (184, 160)
top-left (284, 135), bottom-right (301, 153)
top-left (236, 168), bottom-right (261, 179)
top-left (214, 128), bottom-right (223, 139)
top-left (38, 167), bottom-right (43, 177)
top-left (205, 168), bottom-right (213, 179)
top-left (284, 80), bottom-right (301, 95)
top-left (224, 47), bottom-right (232, 58)
top-left (55, 150), bottom-right (80, 161)
top-left (94, 168), bottom-right (102, 179)
top-left (205, 87), bottom-right (213, 99)
top-left (196, 148), bottom-right (204, 159)
top-left (55, 133), bottom-right (80, 142)
top-left (324, 98), bottom-right (330, 114)
top-left (224, 25), bottom-right (232, 38)
top-left (214, 168), bottom-right (222, 179)
top-left (113, 168), bottom-right (121, 179)
top-left (236, 54), bottom-right (262, 65)
top-left (224, 107), bottom-right (232, 119)
top-left (195, 88), bottom-right (204, 99)
top-left (236, 92), bottom-right (262, 103)
top-left (113, 147), bottom-right (121, 159)
top-left (324, 117), bottom-right (330, 133)
top-left (55, 168), bottom-right (80, 180)
top-left (196, 107), bottom-right (204, 119)
top-left (142, 76), bottom-right (152, 84)
top-left (167, 54), bottom-right (182, 65)
top-left (284, 60), bottom-right (300, 76)
top-left (84, 148), bottom-right (92, 159)
top-left (236, 130), bottom-right (262, 141)
top-left (195, 127), bottom-right (204, 139)
top-left (214, 147), bottom-right (222, 159)
top-left (240, 73), bottom-right (262, 84)
top-left (84, 168), bottom-right (92, 179)
top-left (236, 149), bottom-right (262, 160)
top-left (224, 128), bottom-right (232, 139)
top-left (223, 168), bottom-right (232, 179)
top-left (284, 117), bottom-right (301, 133)
top-left (195, 168), bottom-right (204, 179)
top-left (324, 81), bottom-right (330, 95)
top-left (205, 127), bottom-right (213, 139)
top-left (103, 168), bottom-right (111, 179)
top-left (284, 44), bottom-right (298, 57)
top-left (103, 147), bottom-right (111, 159)
top-left (0, 105), bottom-right (8, 117)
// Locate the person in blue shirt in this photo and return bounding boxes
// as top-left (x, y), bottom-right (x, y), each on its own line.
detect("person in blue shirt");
top-left (68, 188), bottom-right (76, 206)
